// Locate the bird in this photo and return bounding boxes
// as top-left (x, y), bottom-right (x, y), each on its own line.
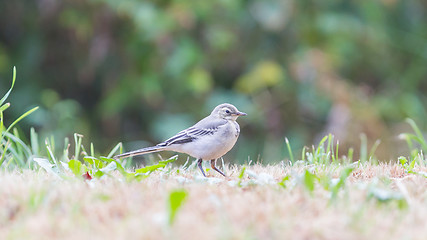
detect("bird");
top-left (114, 103), bottom-right (246, 177)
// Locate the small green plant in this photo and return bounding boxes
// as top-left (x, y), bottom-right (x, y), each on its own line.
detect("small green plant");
top-left (324, 166), bottom-right (354, 200)
top-left (400, 118), bottom-right (427, 166)
top-left (168, 189), bottom-right (188, 225)
top-left (237, 166), bottom-right (246, 187)
top-left (359, 134), bottom-right (381, 164)
top-left (367, 187), bottom-right (407, 209)
top-left (298, 166), bottom-right (354, 201)
top-left (304, 134), bottom-right (341, 165)
top-left (0, 67), bottom-right (39, 169)
top-left (278, 175), bottom-right (290, 189)
top-left (398, 157), bottom-right (416, 173)
top-left (397, 119), bottom-right (427, 178)
top-left (285, 137), bottom-right (294, 163)
top-left (398, 156), bottom-right (427, 178)
top-left (34, 132), bottom-right (179, 181)
top-left (303, 169), bottom-right (317, 194)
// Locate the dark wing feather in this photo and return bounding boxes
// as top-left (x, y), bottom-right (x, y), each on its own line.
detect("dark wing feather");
top-left (157, 118), bottom-right (227, 147)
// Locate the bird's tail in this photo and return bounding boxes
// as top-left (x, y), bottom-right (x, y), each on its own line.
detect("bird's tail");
top-left (113, 146), bottom-right (166, 159)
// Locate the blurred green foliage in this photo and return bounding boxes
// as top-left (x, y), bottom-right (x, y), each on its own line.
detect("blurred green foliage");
top-left (0, 0), bottom-right (427, 162)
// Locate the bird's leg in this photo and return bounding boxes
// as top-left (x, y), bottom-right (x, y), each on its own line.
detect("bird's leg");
top-left (211, 159), bottom-right (226, 177)
top-left (197, 159), bottom-right (206, 177)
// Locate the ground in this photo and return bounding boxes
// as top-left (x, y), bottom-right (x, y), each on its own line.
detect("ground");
top-left (1, 162), bottom-right (426, 240)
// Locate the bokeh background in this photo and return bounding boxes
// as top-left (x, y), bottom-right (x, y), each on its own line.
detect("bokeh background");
top-left (1, 0), bottom-right (427, 163)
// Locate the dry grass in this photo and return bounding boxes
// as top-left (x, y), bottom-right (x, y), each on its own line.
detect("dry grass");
top-left (1, 163), bottom-right (426, 240)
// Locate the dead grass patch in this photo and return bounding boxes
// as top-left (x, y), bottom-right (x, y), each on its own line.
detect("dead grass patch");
top-left (0, 163), bottom-right (426, 240)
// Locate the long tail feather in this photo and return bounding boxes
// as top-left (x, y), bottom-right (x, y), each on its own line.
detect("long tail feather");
top-left (113, 146), bottom-right (166, 159)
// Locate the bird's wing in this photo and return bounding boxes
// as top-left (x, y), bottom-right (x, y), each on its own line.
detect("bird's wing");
top-left (157, 118), bottom-right (228, 147)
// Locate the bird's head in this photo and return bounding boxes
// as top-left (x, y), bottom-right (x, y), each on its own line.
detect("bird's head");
top-left (211, 103), bottom-right (247, 120)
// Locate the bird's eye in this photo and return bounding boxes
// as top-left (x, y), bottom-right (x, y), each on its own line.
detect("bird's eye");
top-left (225, 109), bottom-right (230, 114)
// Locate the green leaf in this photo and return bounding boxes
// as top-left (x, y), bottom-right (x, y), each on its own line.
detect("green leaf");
top-left (168, 190), bottom-right (188, 225)
top-left (278, 175), bottom-right (290, 189)
top-left (100, 161), bottom-right (117, 173)
top-left (93, 170), bottom-right (105, 178)
top-left (331, 167), bottom-right (354, 199)
top-left (238, 166), bottom-right (246, 179)
top-left (237, 166), bottom-right (246, 187)
top-left (158, 155), bottom-right (178, 164)
top-left (100, 156), bottom-right (114, 163)
top-left (304, 170), bottom-right (316, 193)
top-left (398, 156), bottom-right (407, 166)
top-left (368, 187), bottom-right (407, 209)
top-left (409, 159), bottom-right (416, 170)
top-left (114, 164), bottom-right (136, 181)
top-left (84, 156), bottom-right (105, 169)
top-left (34, 157), bottom-right (61, 177)
top-left (135, 163), bottom-right (166, 174)
top-left (68, 159), bottom-right (86, 177)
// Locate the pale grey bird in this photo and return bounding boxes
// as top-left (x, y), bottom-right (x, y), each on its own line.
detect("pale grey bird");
top-left (114, 103), bottom-right (247, 177)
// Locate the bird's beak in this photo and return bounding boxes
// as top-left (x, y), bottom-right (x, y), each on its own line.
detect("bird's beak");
top-left (235, 111), bottom-right (247, 116)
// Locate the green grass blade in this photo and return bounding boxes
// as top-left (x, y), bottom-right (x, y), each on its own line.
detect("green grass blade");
top-left (0, 102), bottom-right (10, 113)
top-left (301, 146), bottom-right (306, 162)
top-left (331, 166), bottom-right (354, 199)
top-left (168, 190), bottom-right (188, 226)
top-left (327, 134), bottom-right (333, 163)
top-left (90, 143), bottom-right (95, 157)
top-left (285, 137), bottom-right (294, 163)
top-left (369, 139), bottom-right (381, 163)
top-left (0, 111), bottom-right (4, 133)
top-left (135, 162), bottom-right (168, 174)
top-left (107, 142), bottom-right (123, 158)
top-left (0, 67), bottom-right (16, 107)
top-left (237, 166), bottom-right (246, 187)
top-left (158, 155), bottom-right (178, 164)
top-left (74, 133), bottom-right (83, 161)
top-left (405, 118), bottom-right (427, 151)
top-left (0, 107), bottom-right (39, 151)
top-left (0, 140), bottom-right (11, 167)
top-left (347, 148), bottom-right (354, 162)
top-left (360, 134), bottom-right (368, 163)
top-left (278, 175), bottom-right (290, 189)
top-left (12, 128), bottom-right (24, 160)
top-left (315, 135), bottom-right (328, 164)
top-left (1, 131), bottom-right (33, 168)
top-left (335, 140), bottom-right (339, 164)
top-left (30, 127), bottom-right (39, 156)
top-left (304, 170), bottom-right (317, 194)
top-left (45, 139), bottom-right (64, 173)
top-left (3, 106), bottom-right (39, 137)
top-left (62, 137), bottom-right (70, 162)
